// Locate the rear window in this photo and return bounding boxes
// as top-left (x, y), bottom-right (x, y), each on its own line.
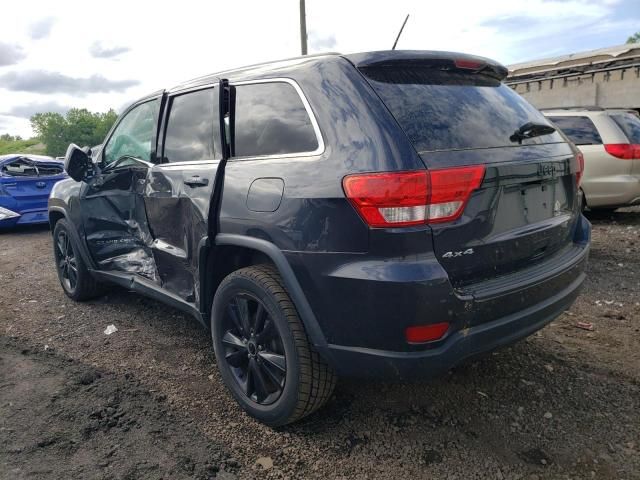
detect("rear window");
top-left (611, 113), bottom-right (640, 143)
top-left (547, 116), bottom-right (602, 145)
top-left (361, 67), bottom-right (562, 152)
top-left (234, 82), bottom-right (319, 157)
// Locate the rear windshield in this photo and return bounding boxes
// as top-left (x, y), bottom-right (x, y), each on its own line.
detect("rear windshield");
top-left (610, 113), bottom-right (640, 143)
top-left (360, 67), bottom-right (563, 152)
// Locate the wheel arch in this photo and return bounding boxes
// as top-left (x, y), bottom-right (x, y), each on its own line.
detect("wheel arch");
top-left (200, 233), bottom-right (328, 350)
top-left (48, 207), bottom-right (96, 271)
top-left (48, 209), bottom-right (66, 231)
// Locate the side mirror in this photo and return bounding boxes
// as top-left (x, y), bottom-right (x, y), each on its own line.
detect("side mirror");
top-left (64, 143), bottom-right (93, 182)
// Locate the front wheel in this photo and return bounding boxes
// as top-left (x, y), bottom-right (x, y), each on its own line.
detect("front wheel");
top-left (211, 264), bottom-right (336, 426)
top-left (52, 219), bottom-right (104, 301)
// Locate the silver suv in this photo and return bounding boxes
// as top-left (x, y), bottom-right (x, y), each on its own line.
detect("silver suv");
top-left (544, 108), bottom-right (640, 211)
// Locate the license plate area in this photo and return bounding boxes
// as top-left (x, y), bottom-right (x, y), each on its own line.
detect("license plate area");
top-left (495, 179), bottom-right (569, 230)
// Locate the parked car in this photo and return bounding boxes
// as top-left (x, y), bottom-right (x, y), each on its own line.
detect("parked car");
top-left (49, 51), bottom-right (590, 426)
top-left (543, 107), bottom-right (640, 211)
top-left (0, 154), bottom-right (66, 228)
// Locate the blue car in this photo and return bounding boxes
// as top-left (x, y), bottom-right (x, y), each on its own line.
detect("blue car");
top-left (0, 154), bottom-right (66, 228)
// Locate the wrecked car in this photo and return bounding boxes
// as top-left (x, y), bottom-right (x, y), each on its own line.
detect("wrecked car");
top-left (48, 51), bottom-right (590, 426)
top-left (0, 154), bottom-right (66, 228)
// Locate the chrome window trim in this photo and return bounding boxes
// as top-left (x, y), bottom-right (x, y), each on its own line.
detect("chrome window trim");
top-left (228, 77), bottom-right (325, 161)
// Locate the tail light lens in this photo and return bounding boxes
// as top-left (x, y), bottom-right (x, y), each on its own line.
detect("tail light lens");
top-left (575, 152), bottom-right (585, 187)
top-left (342, 166), bottom-right (485, 228)
top-left (604, 144), bottom-right (640, 159)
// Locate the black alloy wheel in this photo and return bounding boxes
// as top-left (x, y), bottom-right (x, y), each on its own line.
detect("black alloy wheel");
top-left (221, 293), bottom-right (287, 405)
top-left (55, 229), bottom-right (78, 292)
top-left (211, 265), bottom-right (336, 426)
top-left (52, 219), bottom-right (105, 301)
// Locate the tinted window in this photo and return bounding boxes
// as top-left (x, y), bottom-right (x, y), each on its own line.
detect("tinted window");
top-left (611, 113), bottom-right (640, 143)
top-left (547, 116), bottom-right (602, 145)
top-left (361, 67), bottom-right (562, 152)
top-left (234, 82), bottom-right (318, 157)
top-left (103, 100), bottom-right (159, 165)
top-left (164, 89), bottom-right (216, 162)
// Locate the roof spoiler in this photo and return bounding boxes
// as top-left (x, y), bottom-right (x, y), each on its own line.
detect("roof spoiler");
top-left (345, 50), bottom-right (509, 81)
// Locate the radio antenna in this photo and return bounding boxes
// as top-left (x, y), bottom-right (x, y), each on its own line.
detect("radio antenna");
top-left (392, 14), bottom-right (409, 50)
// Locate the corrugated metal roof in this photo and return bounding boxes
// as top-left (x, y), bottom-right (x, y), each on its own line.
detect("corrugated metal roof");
top-left (508, 43), bottom-right (640, 76)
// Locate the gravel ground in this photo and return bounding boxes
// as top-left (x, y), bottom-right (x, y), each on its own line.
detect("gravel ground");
top-left (1, 209), bottom-right (639, 480)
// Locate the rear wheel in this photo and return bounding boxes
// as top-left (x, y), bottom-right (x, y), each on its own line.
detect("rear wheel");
top-left (211, 264), bottom-right (336, 426)
top-left (52, 219), bottom-right (104, 301)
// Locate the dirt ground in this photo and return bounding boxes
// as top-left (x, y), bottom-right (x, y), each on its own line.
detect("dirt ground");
top-left (1, 209), bottom-right (639, 480)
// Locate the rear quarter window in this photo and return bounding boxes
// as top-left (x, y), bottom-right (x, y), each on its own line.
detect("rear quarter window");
top-left (610, 113), bottom-right (640, 143)
top-left (546, 116), bottom-right (602, 145)
top-left (233, 82), bottom-right (319, 158)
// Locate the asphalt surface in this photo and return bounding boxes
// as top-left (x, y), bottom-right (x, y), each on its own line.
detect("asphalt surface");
top-left (1, 209), bottom-right (639, 479)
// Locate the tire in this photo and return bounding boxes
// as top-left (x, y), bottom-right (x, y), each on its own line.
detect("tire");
top-left (52, 219), bottom-right (104, 301)
top-left (211, 264), bottom-right (336, 426)
top-left (579, 188), bottom-right (587, 213)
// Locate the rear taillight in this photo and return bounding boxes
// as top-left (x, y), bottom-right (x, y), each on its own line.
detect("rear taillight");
top-left (575, 152), bottom-right (584, 187)
top-left (342, 166), bottom-right (485, 228)
top-left (604, 144), bottom-right (640, 159)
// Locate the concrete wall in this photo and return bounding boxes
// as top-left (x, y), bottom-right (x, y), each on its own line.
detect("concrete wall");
top-left (510, 67), bottom-right (640, 109)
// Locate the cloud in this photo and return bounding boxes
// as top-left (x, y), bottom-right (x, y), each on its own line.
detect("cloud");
top-left (308, 31), bottom-right (337, 51)
top-left (0, 70), bottom-right (139, 95)
top-left (89, 42), bottom-right (131, 59)
top-left (0, 42), bottom-right (26, 66)
top-left (29, 17), bottom-right (56, 40)
top-left (2, 101), bottom-right (70, 119)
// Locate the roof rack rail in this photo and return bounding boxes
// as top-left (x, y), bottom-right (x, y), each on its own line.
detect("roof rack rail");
top-left (539, 106), bottom-right (605, 112)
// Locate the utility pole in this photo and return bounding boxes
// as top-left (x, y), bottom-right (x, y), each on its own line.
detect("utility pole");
top-left (300, 0), bottom-right (308, 55)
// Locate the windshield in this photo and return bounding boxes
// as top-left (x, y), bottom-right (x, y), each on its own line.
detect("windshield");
top-left (360, 67), bottom-right (563, 152)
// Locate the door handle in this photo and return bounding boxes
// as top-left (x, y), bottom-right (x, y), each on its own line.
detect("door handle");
top-left (184, 176), bottom-right (209, 187)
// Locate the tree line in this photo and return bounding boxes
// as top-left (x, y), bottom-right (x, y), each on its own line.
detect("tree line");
top-left (30, 109), bottom-right (118, 157)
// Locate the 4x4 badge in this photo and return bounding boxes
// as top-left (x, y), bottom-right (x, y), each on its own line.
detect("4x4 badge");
top-left (442, 248), bottom-right (474, 258)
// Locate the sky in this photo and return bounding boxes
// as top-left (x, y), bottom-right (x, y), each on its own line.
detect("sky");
top-left (0, 0), bottom-right (638, 138)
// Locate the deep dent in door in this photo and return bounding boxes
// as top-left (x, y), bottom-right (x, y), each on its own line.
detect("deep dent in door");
top-left (82, 168), bottom-right (158, 281)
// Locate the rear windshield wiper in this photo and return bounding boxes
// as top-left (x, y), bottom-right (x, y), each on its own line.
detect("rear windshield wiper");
top-left (510, 122), bottom-right (556, 144)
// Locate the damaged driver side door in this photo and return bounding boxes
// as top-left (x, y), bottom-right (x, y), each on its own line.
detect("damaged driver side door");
top-left (81, 97), bottom-right (162, 281)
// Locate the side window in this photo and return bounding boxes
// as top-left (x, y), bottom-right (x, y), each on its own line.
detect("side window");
top-left (163, 88), bottom-right (216, 162)
top-left (103, 99), bottom-right (160, 166)
top-left (234, 82), bottom-right (318, 157)
top-left (610, 113), bottom-right (640, 143)
top-left (547, 116), bottom-right (602, 145)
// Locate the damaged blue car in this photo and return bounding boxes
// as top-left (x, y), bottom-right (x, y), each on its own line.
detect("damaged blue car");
top-left (0, 154), bottom-right (66, 228)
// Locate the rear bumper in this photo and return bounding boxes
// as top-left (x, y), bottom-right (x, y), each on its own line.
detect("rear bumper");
top-left (584, 174), bottom-right (640, 208)
top-left (294, 214), bottom-right (591, 379)
top-left (319, 270), bottom-right (584, 379)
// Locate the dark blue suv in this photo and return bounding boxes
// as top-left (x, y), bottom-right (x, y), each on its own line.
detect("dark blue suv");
top-left (49, 51), bottom-right (590, 426)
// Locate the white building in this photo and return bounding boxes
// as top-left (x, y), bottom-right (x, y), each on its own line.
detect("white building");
top-left (507, 44), bottom-right (640, 111)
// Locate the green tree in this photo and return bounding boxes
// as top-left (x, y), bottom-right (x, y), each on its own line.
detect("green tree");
top-left (627, 31), bottom-right (640, 44)
top-left (30, 108), bottom-right (118, 157)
